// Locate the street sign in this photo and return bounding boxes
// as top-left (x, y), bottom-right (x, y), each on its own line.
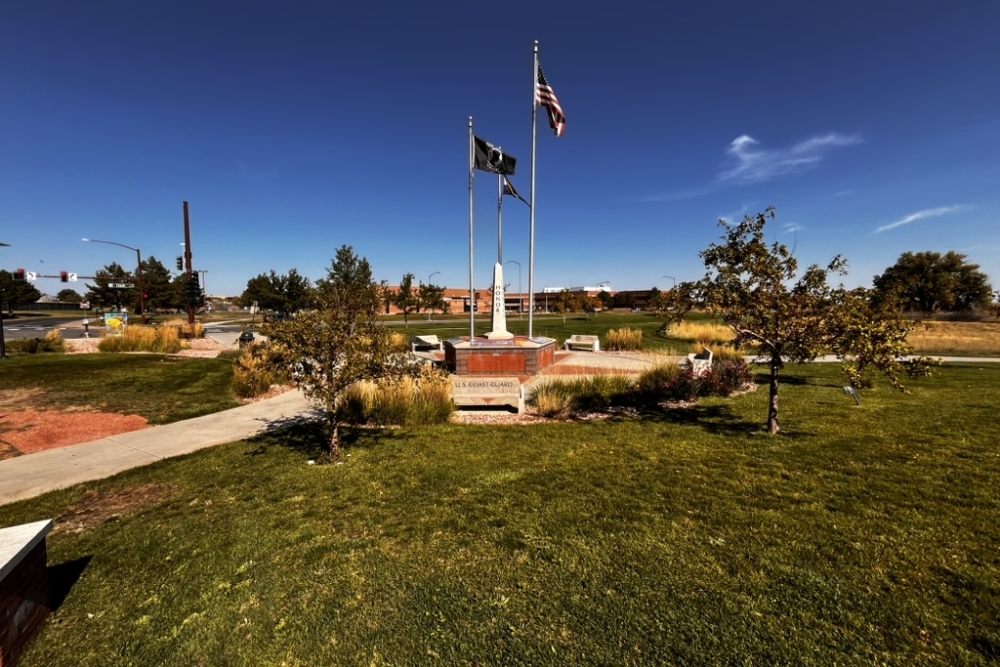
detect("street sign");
top-left (26, 272), bottom-right (37, 281)
top-left (108, 283), bottom-right (133, 289)
top-left (80, 301), bottom-right (90, 309)
top-left (68, 273), bottom-right (78, 282)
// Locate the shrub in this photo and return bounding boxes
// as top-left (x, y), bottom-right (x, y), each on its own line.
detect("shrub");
top-left (528, 375), bottom-right (634, 417)
top-left (388, 332), bottom-right (410, 353)
top-left (528, 382), bottom-right (575, 418)
top-left (702, 359), bottom-right (755, 396)
top-left (98, 326), bottom-right (183, 354)
top-left (635, 357), bottom-right (753, 404)
top-left (163, 319), bottom-right (204, 339)
top-left (635, 361), bottom-right (684, 402)
top-left (233, 343), bottom-right (290, 399)
top-left (337, 366), bottom-right (453, 426)
top-left (605, 327), bottom-right (643, 351)
top-left (6, 330), bottom-right (64, 355)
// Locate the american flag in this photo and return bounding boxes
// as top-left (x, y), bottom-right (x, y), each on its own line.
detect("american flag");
top-left (535, 62), bottom-right (565, 138)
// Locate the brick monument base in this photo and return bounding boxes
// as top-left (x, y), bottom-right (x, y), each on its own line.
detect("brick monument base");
top-left (444, 336), bottom-right (557, 377)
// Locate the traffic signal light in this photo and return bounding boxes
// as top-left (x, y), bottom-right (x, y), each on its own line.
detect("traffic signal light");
top-left (14, 269), bottom-right (25, 281)
top-left (60, 271), bottom-right (69, 283)
top-left (185, 275), bottom-right (203, 307)
top-left (176, 257), bottom-right (183, 271)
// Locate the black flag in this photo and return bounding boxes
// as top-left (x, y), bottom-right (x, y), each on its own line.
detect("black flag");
top-left (474, 136), bottom-right (517, 175)
top-left (503, 175), bottom-right (530, 206)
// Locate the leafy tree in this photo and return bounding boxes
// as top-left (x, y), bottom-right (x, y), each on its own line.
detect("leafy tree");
top-left (393, 273), bottom-right (419, 325)
top-left (580, 294), bottom-right (600, 318)
top-left (140, 256), bottom-right (174, 313)
top-left (646, 286), bottom-right (662, 312)
top-left (85, 262), bottom-right (135, 312)
top-left (597, 290), bottom-right (614, 310)
top-left (653, 282), bottom-right (697, 329)
top-left (241, 270), bottom-right (313, 316)
top-left (418, 281), bottom-right (446, 317)
top-left (873, 251), bottom-right (992, 313)
top-left (0, 270), bottom-right (43, 310)
top-left (612, 291), bottom-right (636, 310)
top-left (378, 280), bottom-right (393, 315)
top-left (552, 288), bottom-right (577, 323)
top-left (166, 274), bottom-right (191, 312)
top-left (696, 209), bottom-right (846, 434)
top-left (56, 288), bottom-right (83, 303)
top-left (265, 246), bottom-right (413, 459)
top-left (241, 273), bottom-right (278, 312)
top-left (826, 286), bottom-right (936, 390)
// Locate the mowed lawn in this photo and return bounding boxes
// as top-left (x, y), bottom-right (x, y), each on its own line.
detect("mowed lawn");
top-left (0, 354), bottom-right (239, 423)
top-left (2, 363), bottom-right (999, 666)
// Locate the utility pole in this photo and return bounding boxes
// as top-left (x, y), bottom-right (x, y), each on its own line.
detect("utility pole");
top-left (183, 201), bottom-right (194, 325)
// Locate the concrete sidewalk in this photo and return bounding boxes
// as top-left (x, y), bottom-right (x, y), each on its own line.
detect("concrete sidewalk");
top-left (0, 390), bottom-right (317, 506)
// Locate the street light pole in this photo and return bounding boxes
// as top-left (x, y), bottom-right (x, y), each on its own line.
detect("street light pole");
top-left (83, 238), bottom-right (146, 324)
top-left (662, 275), bottom-right (676, 289)
top-left (0, 242), bottom-right (9, 359)
top-left (427, 271), bottom-right (440, 321)
top-left (505, 260), bottom-right (521, 318)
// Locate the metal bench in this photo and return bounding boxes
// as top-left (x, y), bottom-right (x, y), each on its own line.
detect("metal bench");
top-left (563, 334), bottom-right (600, 352)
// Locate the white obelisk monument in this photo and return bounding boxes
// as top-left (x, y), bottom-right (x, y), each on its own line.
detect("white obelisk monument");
top-left (483, 262), bottom-right (513, 339)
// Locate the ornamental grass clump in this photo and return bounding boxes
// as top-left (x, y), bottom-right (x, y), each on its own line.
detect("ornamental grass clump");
top-left (528, 375), bottom-right (634, 417)
top-left (691, 343), bottom-right (745, 362)
top-left (98, 325), bottom-right (184, 354)
top-left (661, 321), bottom-right (734, 344)
top-left (232, 343), bottom-right (290, 399)
top-left (338, 366), bottom-right (453, 427)
top-left (605, 327), bottom-right (643, 351)
top-left (162, 319), bottom-right (205, 339)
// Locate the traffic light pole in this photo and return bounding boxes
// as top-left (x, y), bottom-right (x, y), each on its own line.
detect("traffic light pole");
top-left (183, 201), bottom-right (195, 326)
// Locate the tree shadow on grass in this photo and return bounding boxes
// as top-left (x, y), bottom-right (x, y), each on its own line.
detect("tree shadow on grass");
top-left (635, 402), bottom-right (817, 439)
top-left (48, 555), bottom-right (92, 611)
top-left (244, 413), bottom-right (415, 459)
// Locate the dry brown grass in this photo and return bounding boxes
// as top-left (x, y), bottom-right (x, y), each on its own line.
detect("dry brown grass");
top-left (97, 325), bottom-right (185, 353)
top-left (907, 320), bottom-right (1000, 355)
top-left (666, 321), bottom-right (735, 344)
top-left (605, 327), bottom-right (643, 351)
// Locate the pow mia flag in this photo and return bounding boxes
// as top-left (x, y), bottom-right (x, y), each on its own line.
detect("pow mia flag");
top-left (473, 136), bottom-right (517, 175)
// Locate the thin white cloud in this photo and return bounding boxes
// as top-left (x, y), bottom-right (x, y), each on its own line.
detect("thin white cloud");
top-left (718, 133), bottom-right (862, 184)
top-left (874, 205), bottom-right (969, 233)
top-left (783, 222), bottom-right (803, 233)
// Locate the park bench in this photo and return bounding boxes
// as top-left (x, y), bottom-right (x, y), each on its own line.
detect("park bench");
top-left (686, 349), bottom-right (713, 376)
top-left (411, 335), bottom-right (444, 352)
top-left (563, 334), bottom-right (600, 352)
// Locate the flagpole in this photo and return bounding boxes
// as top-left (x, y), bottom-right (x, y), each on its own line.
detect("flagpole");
top-left (528, 41), bottom-right (539, 339)
top-left (497, 172), bottom-right (503, 265)
top-left (469, 116), bottom-right (475, 341)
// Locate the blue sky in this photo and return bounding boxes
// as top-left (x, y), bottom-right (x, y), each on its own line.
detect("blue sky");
top-left (2, 0), bottom-right (998, 297)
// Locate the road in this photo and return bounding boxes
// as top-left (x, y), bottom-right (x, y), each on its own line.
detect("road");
top-left (1, 316), bottom-right (84, 341)
top-left (0, 318), bottom-right (250, 341)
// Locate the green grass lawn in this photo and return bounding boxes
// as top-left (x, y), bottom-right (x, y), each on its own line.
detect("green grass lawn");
top-left (2, 363), bottom-right (998, 665)
top-left (398, 311), bottom-right (695, 352)
top-left (0, 354), bottom-right (239, 423)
